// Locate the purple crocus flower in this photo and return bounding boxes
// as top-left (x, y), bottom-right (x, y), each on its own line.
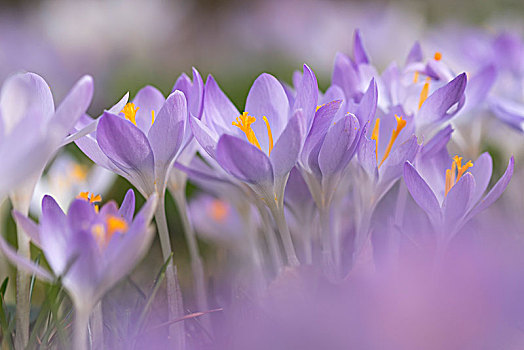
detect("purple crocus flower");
top-left (403, 137), bottom-right (514, 254)
top-left (0, 189), bottom-right (157, 350)
top-left (75, 85), bottom-right (187, 197)
top-left (190, 67), bottom-right (317, 266)
top-left (0, 72), bottom-right (93, 199)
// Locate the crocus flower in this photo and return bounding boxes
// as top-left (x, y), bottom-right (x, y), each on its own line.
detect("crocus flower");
top-left (190, 66), bottom-right (317, 266)
top-left (0, 72), bottom-right (93, 200)
top-left (403, 142), bottom-right (514, 253)
top-left (75, 86), bottom-right (187, 197)
top-left (30, 153), bottom-right (115, 216)
top-left (0, 189), bottom-right (157, 349)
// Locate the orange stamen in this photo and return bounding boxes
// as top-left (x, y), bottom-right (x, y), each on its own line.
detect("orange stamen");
top-left (379, 115), bottom-right (407, 168)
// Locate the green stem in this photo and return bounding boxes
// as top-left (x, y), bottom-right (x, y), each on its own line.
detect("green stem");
top-left (154, 193), bottom-right (185, 350)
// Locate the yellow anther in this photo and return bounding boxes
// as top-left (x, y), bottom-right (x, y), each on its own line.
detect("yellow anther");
top-left (262, 116), bottom-right (274, 155)
top-left (232, 112), bottom-right (274, 155)
top-left (445, 155), bottom-right (473, 195)
top-left (379, 115), bottom-right (406, 168)
top-left (434, 52), bottom-right (442, 61)
top-left (233, 112), bottom-right (261, 149)
top-left (151, 110), bottom-right (155, 125)
top-left (210, 200), bottom-right (228, 222)
top-left (70, 164), bottom-right (88, 181)
top-left (418, 77), bottom-right (431, 110)
top-left (316, 104), bottom-right (326, 112)
top-left (92, 224), bottom-right (106, 248)
top-left (413, 71), bottom-right (420, 83)
top-left (121, 103), bottom-right (139, 125)
top-left (77, 192), bottom-right (102, 212)
top-left (106, 215), bottom-right (128, 239)
top-left (371, 118), bottom-right (380, 162)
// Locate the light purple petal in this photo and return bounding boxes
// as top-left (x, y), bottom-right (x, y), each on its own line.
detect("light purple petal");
top-left (353, 78), bottom-right (378, 136)
top-left (245, 73), bottom-right (289, 153)
top-left (173, 68), bottom-right (204, 119)
top-left (358, 137), bottom-right (379, 180)
top-left (442, 173), bottom-right (475, 231)
top-left (332, 52), bottom-right (360, 101)
top-left (203, 75), bottom-right (240, 132)
top-left (118, 189), bottom-right (136, 222)
top-left (463, 65), bottom-right (496, 113)
top-left (0, 234), bottom-right (53, 282)
top-left (189, 115), bottom-right (219, 159)
top-left (50, 75), bottom-right (94, 139)
top-left (417, 73), bottom-right (467, 130)
top-left (12, 210), bottom-right (41, 246)
top-left (270, 110), bottom-right (304, 179)
top-left (216, 134), bottom-right (274, 185)
top-left (469, 152), bottom-right (492, 205)
top-left (97, 112), bottom-right (155, 194)
top-left (293, 64), bottom-right (318, 128)
top-left (353, 29), bottom-right (370, 64)
top-left (405, 41), bottom-right (423, 65)
top-left (148, 90), bottom-right (186, 171)
top-left (40, 195), bottom-right (69, 275)
top-left (489, 97), bottom-right (524, 131)
top-left (467, 156), bottom-right (514, 221)
top-left (318, 114), bottom-right (359, 176)
top-left (403, 161), bottom-right (440, 222)
top-left (131, 85), bottom-right (165, 134)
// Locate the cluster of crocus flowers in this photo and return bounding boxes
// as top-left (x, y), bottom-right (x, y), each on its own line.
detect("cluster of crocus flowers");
top-left (0, 27), bottom-right (520, 350)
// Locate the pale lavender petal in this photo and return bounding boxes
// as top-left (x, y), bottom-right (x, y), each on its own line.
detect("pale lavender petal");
top-left (318, 114), bottom-right (359, 176)
top-left (403, 161), bottom-right (441, 222)
top-left (245, 73), bottom-right (289, 152)
top-left (467, 156), bottom-right (514, 221)
top-left (148, 90), bottom-right (186, 168)
top-left (405, 41), bottom-right (423, 65)
top-left (0, 72), bottom-right (54, 133)
top-left (97, 112), bottom-right (155, 193)
top-left (12, 210), bottom-right (41, 246)
top-left (463, 65), bottom-right (496, 113)
top-left (118, 189), bottom-right (136, 222)
top-left (469, 152), bottom-right (492, 205)
top-left (379, 135), bottom-right (419, 185)
top-left (353, 29), bottom-right (370, 64)
top-left (270, 110), bottom-right (304, 179)
top-left (40, 195), bottom-right (69, 275)
top-left (417, 73), bottom-right (467, 129)
top-left (216, 134), bottom-right (274, 185)
top-left (67, 199), bottom-right (96, 236)
top-left (332, 53), bottom-right (360, 100)
top-left (51, 75), bottom-right (94, 139)
top-left (358, 137), bottom-right (379, 180)
top-left (173, 68), bottom-right (204, 119)
top-left (190, 115), bottom-right (219, 159)
top-left (132, 85), bottom-right (165, 134)
top-left (0, 234), bottom-right (53, 282)
top-left (353, 79), bottom-right (378, 136)
top-left (293, 64), bottom-right (318, 128)
top-left (420, 125), bottom-right (453, 158)
top-left (442, 173), bottom-right (475, 230)
top-left (489, 97), bottom-right (524, 131)
top-left (203, 75), bottom-right (240, 132)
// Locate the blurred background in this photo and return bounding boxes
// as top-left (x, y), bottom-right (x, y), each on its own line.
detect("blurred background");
top-left (1, 0), bottom-right (524, 110)
top-left (1, 0), bottom-right (524, 313)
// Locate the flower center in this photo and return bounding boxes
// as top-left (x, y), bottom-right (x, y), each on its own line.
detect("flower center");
top-left (445, 155), bottom-right (473, 196)
top-left (121, 102), bottom-right (155, 126)
top-left (77, 191), bottom-right (102, 212)
top-left (232, 112), bottom-right (274, 155)
top-left (414, 52), bottom-right (442, 107)
top-left (210, 200), bottom-right (228, 222)
top-left (92, 215), bottom-right (128, 249)
top-left (371, 114), bottom-right (407, 168)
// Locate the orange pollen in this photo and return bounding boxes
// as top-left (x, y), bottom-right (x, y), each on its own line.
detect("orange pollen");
top-left (77, 192), bottom-right (102, 212)
top-left (413, 71), bottom-right (420, 83)
top-left (445, 155), bottom-right (473, 195)
top-left (210, 200), bottom-right (228, 222)
top-left (121, 103), bottom-right (139, 125)
top-left (378, 115), bottom-right (406, 168)
top-left (371, 118), bottom-right (380, 162)
top-left (434, 52), bottom-right (442, 61)
top-left (316, 104), bottom-right (326, 112)
top-left (418, 77), bottom-right (431, 110)
top-left (232, 112), bottom-right (274, 155)
top-left (106, 215), bottom-right (128, 239)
